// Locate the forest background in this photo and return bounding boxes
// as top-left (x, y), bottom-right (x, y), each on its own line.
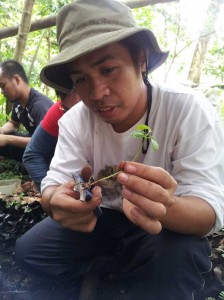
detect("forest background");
top-left (0, 0), bottom-right (224, 125)
top-left (0, 1), bottom-right (224, 298)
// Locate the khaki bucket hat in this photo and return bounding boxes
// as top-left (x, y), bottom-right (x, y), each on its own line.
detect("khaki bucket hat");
top-left (40, 0), bottom-right (169, 93)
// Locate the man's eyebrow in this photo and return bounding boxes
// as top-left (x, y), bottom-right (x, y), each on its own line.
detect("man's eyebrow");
top-left (70, 55), bottom-right (115, 75)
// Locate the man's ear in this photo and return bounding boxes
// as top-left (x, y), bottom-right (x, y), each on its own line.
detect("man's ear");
top-left (13, 74), bottom-right (21, 85)
top-left (139, 48), bottom-right (148, 73)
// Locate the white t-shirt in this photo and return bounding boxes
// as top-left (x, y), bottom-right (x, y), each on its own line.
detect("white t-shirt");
top-left (41, 83), bottom-right (224, 234)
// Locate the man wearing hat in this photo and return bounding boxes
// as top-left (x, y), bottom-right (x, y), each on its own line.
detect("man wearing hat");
top-left (15, 0), bottom-right (224, 299)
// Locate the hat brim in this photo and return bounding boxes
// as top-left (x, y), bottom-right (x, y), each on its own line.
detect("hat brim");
top-left (40, 28), bottom-right (169, 93)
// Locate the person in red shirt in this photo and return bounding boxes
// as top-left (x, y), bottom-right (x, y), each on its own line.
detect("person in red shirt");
top-left (23, 89), bottom-right (80, 191)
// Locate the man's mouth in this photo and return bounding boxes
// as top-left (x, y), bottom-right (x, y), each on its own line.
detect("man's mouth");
top-left (97, 107), bottom-right (112, 112)
top-left (96, 106), bottom-right (116, 118)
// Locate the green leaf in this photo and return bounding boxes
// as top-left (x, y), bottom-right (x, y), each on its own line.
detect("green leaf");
top-left (150, 136), bottom-right (159, 151)
top-left (136, 124), bottom-right (152, 132)
top-left (131, 131), bottom-right (145, 138)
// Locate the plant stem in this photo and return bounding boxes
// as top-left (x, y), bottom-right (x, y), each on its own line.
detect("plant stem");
top-left (85, 170), bottom-right (122, 189)
top-left (131, 140), bottom-right (145, 162)
top-left (82, 137), bottom-right (147, 190)
top-left (78, 126), bottom-right (157, 191)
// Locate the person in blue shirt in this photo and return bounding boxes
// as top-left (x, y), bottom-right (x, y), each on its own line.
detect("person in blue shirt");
top-left (23, 89), bottom-right (80, 191)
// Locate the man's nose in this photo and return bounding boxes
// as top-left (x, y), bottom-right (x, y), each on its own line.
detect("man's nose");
top-left (89, 78), bottom-right (110, 100)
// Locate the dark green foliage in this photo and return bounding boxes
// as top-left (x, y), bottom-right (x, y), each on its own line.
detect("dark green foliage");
top-left (0, 159), bottom-right (26, 179)
top-left (0, 197), bottom-right (46, 242)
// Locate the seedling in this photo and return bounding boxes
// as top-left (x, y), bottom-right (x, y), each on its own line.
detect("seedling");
top-left (131, 124), bottom-right (159, 160)
top-left (74, 124), bottom-right (158, 192)
top-left (5, 200), bottom-right (21, 208)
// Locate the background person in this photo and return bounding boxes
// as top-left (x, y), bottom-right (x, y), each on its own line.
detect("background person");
top-left (15, 1), bottom-right (224, 299)
top-left (0, 59), bottom-right (53, 161)
top-left (23, 89), bottom-right (81, 191)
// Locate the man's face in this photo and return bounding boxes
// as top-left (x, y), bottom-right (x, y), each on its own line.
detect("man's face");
top-left (60, 90), bottom-right (81, 112)
top-left (0, 70), bottom-right (19, 102)
top-left (68, 42), bottom-right (147, 133)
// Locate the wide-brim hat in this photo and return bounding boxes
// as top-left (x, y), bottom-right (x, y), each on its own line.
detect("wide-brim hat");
top-left (40, 0), bottom-right (169, 93)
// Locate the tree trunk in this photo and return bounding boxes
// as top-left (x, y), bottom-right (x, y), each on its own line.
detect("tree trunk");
top-left (187, 37), bottom-right (210, 86)
top-left (27, 29), bottom-right (46, 80)
top-left (5, 0), bottom-right (35, 115)
top-left (43, 28), bottom-right (52, 97)
top-left (187, 0), bottom-right (220, 85)
top-left (0, 0), bottom-right (176, 40)
top-left (14, 0), bottom-right (35, 63)
top-left (0, 16), bottom-right (56, 40)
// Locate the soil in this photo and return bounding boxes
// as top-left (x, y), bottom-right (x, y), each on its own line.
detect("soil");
top-left (0, 160), bottom-right (223, 299)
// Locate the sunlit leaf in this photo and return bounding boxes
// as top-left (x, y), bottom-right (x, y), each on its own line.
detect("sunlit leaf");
top-left (131, 131), bottom-right (145, 138)
top-left (136, 124), bottom-right (152, 131)
top-left (150, 136), bottom-right (159, 151)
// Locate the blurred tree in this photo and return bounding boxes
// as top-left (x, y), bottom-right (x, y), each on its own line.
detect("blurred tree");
top-left (5, 0), bottom-right (35, 115)
top-left (0, 0), bottom-right (223, 118)
top-left (14, 0), bottom-right (35, 63)
top-left (187, 0), bottom-right (222, 86)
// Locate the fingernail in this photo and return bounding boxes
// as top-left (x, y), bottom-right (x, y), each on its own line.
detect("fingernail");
top-left (125, 164), bottom-right (137, 173)
top-left (94, 186), bottom-right (102, 198)
top-left (117, 172), bottom-right (129, 183)
top-left (117, 161), bottom-right (125, 171)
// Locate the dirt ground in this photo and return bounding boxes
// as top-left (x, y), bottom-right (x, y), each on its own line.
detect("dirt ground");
top-left (0, 160), bottom-right (224, 299)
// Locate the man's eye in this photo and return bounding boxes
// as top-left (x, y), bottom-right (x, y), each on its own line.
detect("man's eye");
top-left (103, 67), bottom-right (116, 74)
top-left (72, 76), bottom-right (86, 86)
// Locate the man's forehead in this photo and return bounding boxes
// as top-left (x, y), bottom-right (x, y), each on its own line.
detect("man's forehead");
top-left (69, 42), bottom-right (126, 73)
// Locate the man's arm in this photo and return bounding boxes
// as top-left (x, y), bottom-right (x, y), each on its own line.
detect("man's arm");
top-left (0, 134), bottom-right (31, 148)
top-left (23, 125), bottom-right (57, 191)
top-left (0, 120), bottom-right (20, 134)
top-left (41, 185), bottom-right (58, 216)
top-left (161, 195), bottom-right (215, 236)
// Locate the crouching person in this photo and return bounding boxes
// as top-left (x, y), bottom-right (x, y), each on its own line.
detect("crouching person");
top-left (15, 1), bottom-right (224, 299)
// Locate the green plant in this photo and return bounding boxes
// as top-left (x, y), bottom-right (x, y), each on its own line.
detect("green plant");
top-left (19, 192), bottom-right (25, 199)
top-left (0, 109), bottom-right (10, 126)
top-left (131, 124), bottom-right (159, 160)
top-left (23, 205), bottom-right (32, 213)
top-left (219, 291), bottom-right (224, 299)
top-left (0, 159), bottom-right (23, 180)
top-left (206, 291), bottom-right (224, 300)
top-left (5, 199), bottom-right (22, 208)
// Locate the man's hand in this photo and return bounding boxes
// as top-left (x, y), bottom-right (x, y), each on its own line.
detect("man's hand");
top-left (0, 134), bottom-right (9, 146)
top-left (117, 161), bottom-right (177, 234)
top-left (0, 128), bottom-right (5, 134)
top-left (46, 181), bottom-right (102, 232)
